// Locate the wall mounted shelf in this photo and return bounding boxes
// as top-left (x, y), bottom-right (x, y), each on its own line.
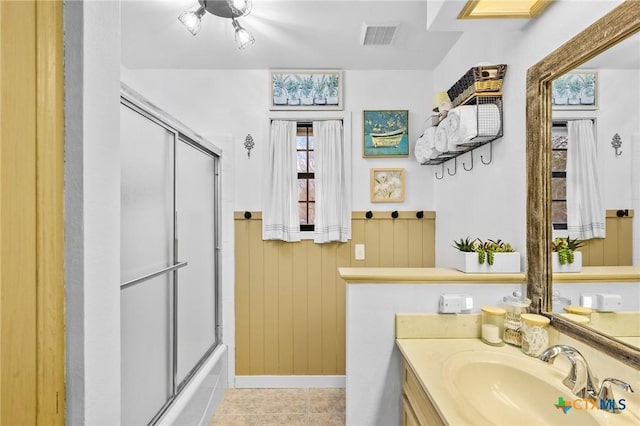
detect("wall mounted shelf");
top-left (422, 93), bottom-right (503, 166)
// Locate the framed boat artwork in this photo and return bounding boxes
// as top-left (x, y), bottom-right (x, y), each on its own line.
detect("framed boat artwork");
top-left (363, 110), bottom-right (409, 157)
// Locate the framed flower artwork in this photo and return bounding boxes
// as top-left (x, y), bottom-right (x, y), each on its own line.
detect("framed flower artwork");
top-left (370, 168), bottom-right (406, 202)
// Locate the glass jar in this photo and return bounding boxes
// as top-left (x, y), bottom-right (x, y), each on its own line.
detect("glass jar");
top-left (503, 296), bottom-right (531, 347)
top-left (481, 306), bottom-right (506, 346)
top-left (520, 313), bottom-right (550, 357)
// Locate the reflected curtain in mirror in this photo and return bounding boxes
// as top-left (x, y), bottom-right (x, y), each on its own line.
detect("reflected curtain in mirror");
top-left (566, 119), bottom-right (605, 240)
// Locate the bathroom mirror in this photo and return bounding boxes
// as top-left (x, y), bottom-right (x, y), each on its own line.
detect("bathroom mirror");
top-left (526, 0), bottom-right (640, 369)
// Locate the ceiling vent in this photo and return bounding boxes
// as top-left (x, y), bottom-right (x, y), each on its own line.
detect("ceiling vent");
top-left (360, 23), bottom-right (398, 46)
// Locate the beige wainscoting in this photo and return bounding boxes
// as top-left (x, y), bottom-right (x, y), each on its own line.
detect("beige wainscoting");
top-left (580, 210), bottom-right (633, 266)
top-left (234, 211), bottom-right (436, 376)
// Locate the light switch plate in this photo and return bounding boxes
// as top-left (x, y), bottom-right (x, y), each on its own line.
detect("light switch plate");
top-left (355, 244), bottom-right (365, 260)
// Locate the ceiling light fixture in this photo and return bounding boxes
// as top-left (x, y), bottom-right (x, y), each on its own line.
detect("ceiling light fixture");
top-left (179, 0), bottom-right (255, 49)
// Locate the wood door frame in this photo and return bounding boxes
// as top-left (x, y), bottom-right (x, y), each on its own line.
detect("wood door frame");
top-left (1, 1), bottom-right (65, 424)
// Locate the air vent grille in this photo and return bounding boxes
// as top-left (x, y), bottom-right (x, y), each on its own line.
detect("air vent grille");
top-left (361, 24), bottom-right (398, 46)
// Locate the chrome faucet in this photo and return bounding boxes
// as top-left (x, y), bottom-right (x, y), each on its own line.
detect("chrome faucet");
top-left (539, 345), bottom-right (599, 399)
top-left (597, 378), bottom-right (634, 414)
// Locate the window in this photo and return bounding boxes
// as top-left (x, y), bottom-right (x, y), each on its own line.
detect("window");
top-left (551, 123), bottom-right (567, 230)
top-left (297, 123), bottom-right (315, 231)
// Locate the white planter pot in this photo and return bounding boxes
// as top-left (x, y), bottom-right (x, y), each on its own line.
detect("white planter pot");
top-left (552, 251), bottom-right (582, 273)
top-left (455, 252), bottom-right (521, 273)
top-left (326, 95), bottom-right (339, 105)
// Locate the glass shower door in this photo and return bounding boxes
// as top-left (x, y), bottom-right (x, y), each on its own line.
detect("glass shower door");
top-left (120, 104), bottom-right (175, 425)
top-left (175, 140), bottom-right (218, 386)
top-left (119, 88), bottom-right (221, 425)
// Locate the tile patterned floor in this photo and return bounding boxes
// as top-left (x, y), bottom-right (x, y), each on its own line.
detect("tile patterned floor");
top-left (209, 388), bottom-right (345, 426)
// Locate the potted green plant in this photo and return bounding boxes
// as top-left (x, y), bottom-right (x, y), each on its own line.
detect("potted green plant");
top-left (313, 75), bottom-right (327, 105)
top-left (297, 75), bottom-right (315, 106)
top-left (551, 237), bottom-right (583, 272)
top-left (326, 75), bottom-right (339, 105)
top-left (552, 75), bottom-right (569, 105)
top-left (272, 74), bottom-right (289, 105)
top-left (285, 79), bottom-right (300, 106)
top-left (453, 237), bottom-right (520, 273)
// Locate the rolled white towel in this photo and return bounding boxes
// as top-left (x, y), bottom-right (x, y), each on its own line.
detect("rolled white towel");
top-left (422, 126), bottom-right (436, 150)
top-left (458, 103), bottom-right (501, 144)
top-left (447, 105), bottom-right (477, 144)
top-left (427, 146), bottom-right (440, 160)
top-left (447, 131), bottom-right (465, 153)
top-left (414, 136), bottom-right (428, 164)
top-left (434, 119), bottom-right (448, 153)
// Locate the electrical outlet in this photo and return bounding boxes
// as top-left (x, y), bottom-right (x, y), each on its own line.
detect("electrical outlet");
top-left (355, 244), bottom-right (365, 260)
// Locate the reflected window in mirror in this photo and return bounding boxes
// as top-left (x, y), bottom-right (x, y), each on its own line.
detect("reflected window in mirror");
top-left (551, 122), bottom-right (568, 230)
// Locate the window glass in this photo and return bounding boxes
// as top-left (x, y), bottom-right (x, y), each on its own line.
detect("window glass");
top-left (297, 123), bottom-right (315, 231)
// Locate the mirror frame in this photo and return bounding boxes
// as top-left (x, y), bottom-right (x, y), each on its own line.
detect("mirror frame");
top-left (526, 0), bottom-right (640, 369)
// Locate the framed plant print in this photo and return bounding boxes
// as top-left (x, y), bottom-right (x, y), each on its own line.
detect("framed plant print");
top-left (270, 70), bottom-right (343, 110)
top-left (363, 110), bottom-right (409, 157)
top-left (551, 71), bottom-right (598, 110)
top-left (370, 168), bottom-right (406, 203)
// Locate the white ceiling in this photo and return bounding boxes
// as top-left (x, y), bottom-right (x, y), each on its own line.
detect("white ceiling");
top-left (120, 0), bottom-right (468, 70)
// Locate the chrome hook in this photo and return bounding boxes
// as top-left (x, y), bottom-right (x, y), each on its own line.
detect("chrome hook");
top-left (462, 151), bottom-right (474, 171)
top-left (447, 157), bottom-right (457, 176)
top-left (480, 143), bottom-right (493, 165)
top-left (435, 163), bottom-right (444, 180)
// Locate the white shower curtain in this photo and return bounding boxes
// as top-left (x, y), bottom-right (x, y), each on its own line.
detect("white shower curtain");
top-left (567, 119), bottom-right (605, 240)
top-left (262, 120), bottom-right (300, 242)
top-left (313, 120), bottom-right (351, 243)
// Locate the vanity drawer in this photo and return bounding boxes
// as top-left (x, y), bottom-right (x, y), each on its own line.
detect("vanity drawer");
top-left (402, 359), bottom-right (446, 426)
top-left (402, 394), bottom-right (420, 426)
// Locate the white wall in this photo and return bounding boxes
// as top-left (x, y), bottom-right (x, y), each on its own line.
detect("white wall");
top-left (121, 68), bottom-right (436, 213)
top-left (121, 68), bottom-right (437, 386)
top-left (65, 1), bottom-right (121, 423)
top-left (432, 0), bottom-right (624, 268)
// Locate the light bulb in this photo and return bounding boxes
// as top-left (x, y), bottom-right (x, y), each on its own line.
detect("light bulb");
top-left (178, 5), bottom-right (206, 36)
top-left (232, 19), bottom-right (255, 50)
top-left (227, 0), bottom-right (252, 17)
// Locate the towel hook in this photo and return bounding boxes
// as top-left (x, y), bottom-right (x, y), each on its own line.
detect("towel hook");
top-left (462, 150), bottom-right (474, 171)
top-left (447, 157), bottom-right (457, 176)
top-left (435, 163), bottom-right (444, 180)
top-left (611, 133), bottom-right (622, 156)
top-left (480, 143), bottom-right (493, 165)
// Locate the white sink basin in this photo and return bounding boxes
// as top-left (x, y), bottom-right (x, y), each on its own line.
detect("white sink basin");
top-left (396, 339), bottom-right (639, 426)
top-left (443, 350), bottom-right (639, 426)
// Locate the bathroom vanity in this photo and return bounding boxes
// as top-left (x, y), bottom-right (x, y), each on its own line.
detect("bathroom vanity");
top-left (340, 267), bottom-right (525, 426)
top-left (341, 267), bottom-right (640, 425)
top-left (395, 315), bottom-right (640, 426)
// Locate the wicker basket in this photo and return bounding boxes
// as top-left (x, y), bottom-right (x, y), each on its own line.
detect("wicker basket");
top-left (447, 64), bottom-right (507, 107)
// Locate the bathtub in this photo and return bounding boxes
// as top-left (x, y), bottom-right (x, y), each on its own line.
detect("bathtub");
top-left (158, 344), bottom-right (228, 426)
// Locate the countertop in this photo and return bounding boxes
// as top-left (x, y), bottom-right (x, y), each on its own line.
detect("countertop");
top-left (396, 338), bottom-right (640, 425)
top-left (338, 267), bottom-right (525, 283)
top-left (338, 266), bottom-right (640, 284)
top-left (552, 266), bottom-right (640, 282)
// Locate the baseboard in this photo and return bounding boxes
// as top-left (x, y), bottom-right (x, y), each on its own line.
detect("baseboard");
top-left (234, 375), bottom-right (346, 388)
